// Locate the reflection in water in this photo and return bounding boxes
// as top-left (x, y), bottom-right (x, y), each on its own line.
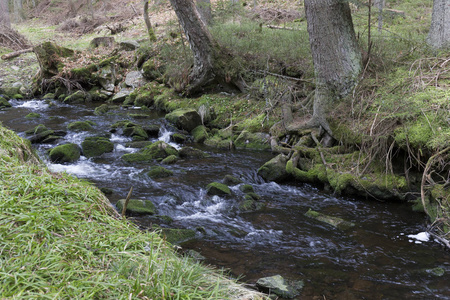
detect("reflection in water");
top-left (1, 99), bottom-right (449, 299)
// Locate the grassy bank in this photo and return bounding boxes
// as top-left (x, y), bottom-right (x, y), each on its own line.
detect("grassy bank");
top-left (0, 124), bottom-right (265, 299)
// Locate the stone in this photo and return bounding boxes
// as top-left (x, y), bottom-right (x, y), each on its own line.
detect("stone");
top-left (0, 96), bottom-right (12, 108)
top-left (171, 133), bottom-right (187, 144)
top-left (63, 91), bottom-right (87, 104)
top-left (116, 199), bottom-right (156, 215)
top-left (109, 89), bottom-right (132, 104)
top-left (94, 104), bottom-right (110, 115)
top-left (161, 155), bottom-right (179, 165)
top-left (160, 228), bottom-right (197, 244)
top-left (239, 184), bottom-right (254, 193)
top-left (122, 141), bottom-right (178, 163)
top-left (239, 199), bottom-right (265, 212)
top-left (179, 146), bottom-right (210, 159)
top-left (191, 125), bottom-right (208, 143)
top-left (304, 209), bottom-right (355, 230)
top-left (25, 113), bottom-right (41, 119)
top-left (206, 182), bottom-right (232, 196)
top-left (257, 154), bottom-right (289, 182)
top-left (125, 71), bottom-right (146, 88)
top-left (144, 124), bottom-right (161, 138)
top-left (90, 37), bottom-right (115, 48)
top-left (147, 166), bottom-right (174, 179)
top-left (81, 136), bottom-right (114, 158)
top-left (223, 175), bottom-right (243, 185)
top-left (120, 40), bottom-right (140, 51)
top-left (48, 143), bottom-right (81, 163)
top-left (165, 108), bottom-right (202, 132)
top-left (234, 130), bottom-right (270, 150)
top-left (26, 125), bottom-right (55, 144)
top-left (256, 275), bottom-right (304, 299)
top-left (67, 121), bottom-right (95, 132)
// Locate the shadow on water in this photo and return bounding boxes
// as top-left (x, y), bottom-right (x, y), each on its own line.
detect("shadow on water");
top-left (1, 99), bottom-right (449, 299)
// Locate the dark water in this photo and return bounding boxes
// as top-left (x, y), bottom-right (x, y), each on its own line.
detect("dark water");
top-left (1, 99), bottom-right (449, 299)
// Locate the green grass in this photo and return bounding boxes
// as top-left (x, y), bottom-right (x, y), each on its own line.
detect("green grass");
top-left (0, 124), bottom-right (263, 299)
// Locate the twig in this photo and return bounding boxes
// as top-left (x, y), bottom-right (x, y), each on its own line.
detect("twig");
top-left (121, 187), bottom-right (134, 217)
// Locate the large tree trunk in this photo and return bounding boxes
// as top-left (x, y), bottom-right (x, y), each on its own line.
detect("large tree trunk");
top-left (169, 0), bottom-right (216, 95)
top-left (304, 0), bottom-right (362, 134)
top-left (428, 0), bottom-right (450, 49)
top-left (0, 0), bottom-right (11, 28)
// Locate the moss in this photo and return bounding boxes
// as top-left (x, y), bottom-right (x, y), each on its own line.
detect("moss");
top-left (116, 199), bottom-right (156, 215)
top-left (147, 166), bottom-right (174, 179)
top-left (327, 170), bottom-right (355, 195)
top-left (67, 120), bottom-right (95, 132)
top-left (239, 184), bottom-right (254, 193)
top-left (25, 112), bottom-right (41, 119)
top-left (160, 228), bottom-right (197, 244)
top-left (0, 96), bottom-right (12, 108)
top-left (48, 143), bottom-right (81, 163)
top-left (206, 182), bottom-right (232, 196)
top-left (161, 155), bottom-right (179, 165)
top-left (305, 209), bottom-right (355, 231)
top-left (94, 104), bottom-right (110, 115)
top-left (81, 136), bottom-right (114, 158)
top-left (245, 192), bottom-right (261, 200)
top-left (223, 175), bottom-right (243, 185)
top-left (171, 133), bottom-right (187, 144)
top-left (63, 91), bottom-right (87, 104)
top-left (122, 141), bottom-right (178, 163)
top-left (204, 135), bottom-right (234, 150)
top-left (191, 125), bottom-right (208, 143)
top-left (239, 199), bottom-right (265, 212)
top-left (179, 147), bottom-right (209, 159)
top-left (165, 109), bottom-right (202, 132)
top-left (234, 130), bottom-right (270, 150)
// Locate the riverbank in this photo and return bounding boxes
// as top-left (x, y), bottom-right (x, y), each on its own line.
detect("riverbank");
top-left (0, 124), bottom-right (267, 299)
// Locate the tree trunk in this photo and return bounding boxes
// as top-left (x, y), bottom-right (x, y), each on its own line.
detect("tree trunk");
top-left (428, 0), bottom-right (450, 49)
top-left (144, 1), bottom-right (157, 41)
top-left (304, 0), bottom-right (362, 134)
top-left (197, 0), bottom-right (212, 25)
top-left (13, 0), bottom-right (24, 22)
top-left (169, 0), bottom-right (216, 95)
top-left (0, 0), bottom-right (11, 28)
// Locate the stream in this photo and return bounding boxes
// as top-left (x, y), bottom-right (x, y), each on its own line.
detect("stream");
top-left (1, 99), bottom-right (449, 299)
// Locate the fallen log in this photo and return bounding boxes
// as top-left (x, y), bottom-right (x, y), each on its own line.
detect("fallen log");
top-left (1, 47), bottom-right (33, 60)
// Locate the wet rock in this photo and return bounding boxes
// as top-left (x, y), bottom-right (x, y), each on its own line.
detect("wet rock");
top-left (81, 136), bottom-right (114, 158)
top-left (0, 86), bottom-right (20, 99)
top-left (48, 143), bottom-right (81, 163)
top-left (191, 125), bottom-right (208, 143)
top-left (122, 141), bottom-right (178, 163)
top-left (165, 108), bottom-right (202, 132)
top-left (67, 120), bottom-right (95, 132)
top-left (110, 89), bottom-right (132, 104)
top-left (257, 154), bottom-right (289, 182)
top-left (179, 146), bottom-right (209, 159)
top-left (305, 209), bottom-right (355, 230)
top-left (144, 124), bottom-right (161, 138)
top-left (239, 184), bottom-right (254, 193)
top-left (160, 227), bottom-right (197, 244)
top-left (63, 90), bottom-right (88, 104)
top-left (125, 141), bottom-right (153, 148)
top-left (116, 199), bottom-right (156, 215)
top-left (161, 155), bottom-right (179, 164)
top-left (26, 124), bottom-right (55, 144)
top-left (147, 166), bottom-right (174, 179)
top-left (204, 135), bottom-right (234, 150)
top-left (206, 182), bottom-right (232, 196)
top-left (223, 175), bottom-right (243, 185)
top-left (244, 192), bottom-right (261, 201)
top-left (234, 130), bottom-right (270, 150)
top-left (0, 96), bottom-right (12, 108)
top-left (94, 104), bottom-right (110, 115)
top-left (171, 133), bottom-right (187, 144)
top-left (239, 198), bottom-right (265, 212)
top-left (123, 125), bottom-right (148, 141)
top-left (256, 274), bottom-right (304, 299)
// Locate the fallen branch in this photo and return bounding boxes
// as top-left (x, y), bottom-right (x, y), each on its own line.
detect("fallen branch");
top-left (1, 47), bottom-right (33, 60)
top-left (266, 25), bottom-right (297, 31)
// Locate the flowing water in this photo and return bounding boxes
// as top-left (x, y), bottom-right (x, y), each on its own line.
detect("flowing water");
top-left (1, 99), bottom-right (449, 299)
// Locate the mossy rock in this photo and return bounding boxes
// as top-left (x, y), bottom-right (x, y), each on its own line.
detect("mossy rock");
top-left (147, 166), bottom-right (174, 179)
top-left (26, 124), bottom-right (55, 144)
top-left (161, 155), bottom-right (179, 164)
top-left (116, 199), bottom-right (156, 215)
top-left (0, 96), bottom-right (11, 108)
top-left (204, 135), bottom-right (234, 150)
top-left (67, 120), bottom-right (95, 132)
top-left (239, 199), bottom-right (265, 212)
top-left (234, 130), bottom-right (270, 150)
top-left (257, 154), bottom-right (289, 182)
top-left (25, 124), bottom-right (49, 135)
top-left (0, 87), bottom-right (20, 99)
top-left (63, 91), bottom-right (87, 104)
top-left (256, 275), bottom-right (304, 299)
top-left (48, 143), bottom-right (81, 163)
top-left (94, 104), bottom-right (110, 116)
top-left (171, 133), bottom-right (187, 144)
top-left (239, 184), bottom-right (254, 193)
top-left (165, 108), bottom-right (202, 132)
top-left (33, 42), bottom-right (74, 79)
top-left (305, 209), bottom-right (355, 231)
top-left (42, 93), bottom-right (55, 100)
top-left (135, 91), bottom-right (155, 107)
top-left (25, 112), bottom-right (41, 119)
top-left (244, 192), bottom-right (261, 201)
top-left (144, 124), bottom-right (161, 138)
top-left (206, 182), bottom-right (232, 196)
top-left (191, 125), bottom-right (208, 143)
top-left (142, 58), bottom-right (165, 81)
top-left (122, 124), bottom-right (148, 140)
top-left (223, 174), bottom-right (243, 185)
top-left (179, 146), bottom-right (209, 159)
top-left (160, 228), bottom-right (197, 244)
top-left (122, 141), bottom-right (178, 163)
top-left (125, 141), bottom-right (153, 148)
top-left (81, 136), bottom-right (114, 158)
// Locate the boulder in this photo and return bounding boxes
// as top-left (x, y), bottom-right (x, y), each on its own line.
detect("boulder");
top-left (122, 141), bottom-right (178, 163)
top-left (26, 124), bottom-right (55, 144)
top-left (25, 112), bottom-right (41, 119)
top-left (125, 71), bottom-right (146, 88)
top-left (67, 120), bottom-right (95, 132)
top-left (191, 125), bottom-right (208, 143)
top-left (239, 198), bottom-right (265, 212)
top-left (48, 143), bottom-right (81, 163)
top-left (304, 209), bottom-right (355, 230)
top-left (160, 227), bottom-right (197, 244)
top-left (144, 124), bottom-right (161, 138)
top-left (0, 96), bottom-right (12, 108)
top-left (109, 89), bottom-right (132, 104)
top-left (116, 199), bottom-right (156, 215)
top-left (81, 136), bottom-right (114, 158)
top-left (239, 184), bottom-right (254, 193)
top-left (171, 133), bottom-right (187, 144)
top-left (161, 155), bottom-right (179, 165)
top-left (120, 40), bottom-right (140, 51)
top-left (223, 175), bottom-right (243, 185)
top-left (63, 91), bottom-right (88, 104)
top-left (256, 275), bottom-right (304, 299)
top-left (234, 130), bottom-right (270, 150)
top-left (257, 154), bottom-right (289, 182)
top-left (147, 166), bottom-right (174, 179)
top-left (94, 104), bottom-right (110, 115)
top-left (165, 108), bottom-right (202, 132)
top-left (206, 182), bottom-right (231, 196)
top-left (179, 146), bottom-right (209, 159)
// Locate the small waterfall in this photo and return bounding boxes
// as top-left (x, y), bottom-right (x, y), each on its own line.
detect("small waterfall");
top-left (158, 126), bottom-right (181, 149)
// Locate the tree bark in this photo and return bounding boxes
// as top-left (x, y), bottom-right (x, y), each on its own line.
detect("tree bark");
top-left (304, 0), bottom-right (362, 134)
top-left (0, 0), bottom-right (11, 28)
top-left (144, 0), bottom-right (157, 41)
top-left (428, 0), bottom-right (450, 49)
top-left (169, 0), bottom-right (216, 95)
top-left (196, 0), bottom-right (212, 25)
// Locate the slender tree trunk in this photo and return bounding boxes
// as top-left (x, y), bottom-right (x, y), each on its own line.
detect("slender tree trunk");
top-left (428, 0), bottom-right (450, 49)
top-left (304, 0), bottom-right (362, 134)
top-left (0, 0), bottom-right (11, 28)
top-left (13, 0), bottom-right (24, 22)
top-left (144, 1), bottom-right (156, 41)
top-left (197, 0), bottom-right (212, 25)
top-left (169, 0), bottom-right (216, 94)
